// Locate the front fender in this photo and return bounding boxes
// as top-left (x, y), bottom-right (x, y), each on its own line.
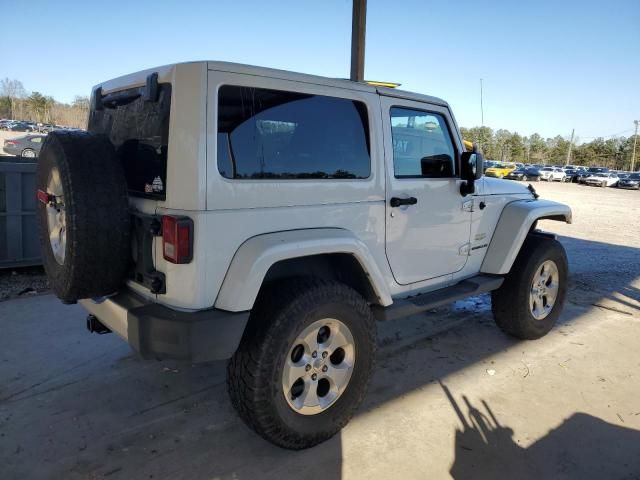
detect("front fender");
top-left (215, 228), bottom-right (392, 312)
top-left (481, 199), bottom-right (572, 275)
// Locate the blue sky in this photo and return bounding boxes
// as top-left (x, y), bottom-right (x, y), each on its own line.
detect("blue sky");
top-left (1, 0), bottom-right (638, 140)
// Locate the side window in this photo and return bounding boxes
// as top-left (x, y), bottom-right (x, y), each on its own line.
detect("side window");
top-left (390, 107), bottom-right (456, 178)
top-left (31, 137), bottom-right (42, 143)
top-left (217, 85), bottom-right (370, 179)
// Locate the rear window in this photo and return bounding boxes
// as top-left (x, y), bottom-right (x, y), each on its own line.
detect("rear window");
top-left (88, 84), bottom-right (171, 199)
top-left (217, 85), bottom-right (370, 179)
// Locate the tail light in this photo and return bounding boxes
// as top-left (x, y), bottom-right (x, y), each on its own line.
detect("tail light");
top-left (161, 215), bottom-right (193, 264)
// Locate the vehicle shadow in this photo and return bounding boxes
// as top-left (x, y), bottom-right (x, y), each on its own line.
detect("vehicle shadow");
top-left (442, 382), bottom-right (640, 479)
top-left (0, 234), bottom-right (638, 480)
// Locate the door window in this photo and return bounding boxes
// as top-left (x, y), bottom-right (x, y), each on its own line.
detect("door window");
top-left (390, 107), bottom-right (456, 178)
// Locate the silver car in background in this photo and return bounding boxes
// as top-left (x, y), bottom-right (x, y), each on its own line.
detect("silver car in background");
top-left (2, 134), bottom-right (46, 159)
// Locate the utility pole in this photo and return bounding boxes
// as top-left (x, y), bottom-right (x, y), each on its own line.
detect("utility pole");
top-left (480, 78), bottom-right (484, 127)
top-left (350, 0), bottom-right (367, 82)
top-left (631, 120), bottom-right (639, 172)
top-left (565, 128), bottom-right (574, 166)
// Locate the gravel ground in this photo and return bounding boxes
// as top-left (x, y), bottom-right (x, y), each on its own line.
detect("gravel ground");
top-left (0, 183), bottom-right (640, 480)
top-left (0, 179), bottom-right (638, 480)
top-left (0, 267), bottom-right (49, 302)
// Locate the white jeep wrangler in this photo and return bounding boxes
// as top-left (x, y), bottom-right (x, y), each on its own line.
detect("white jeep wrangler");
top-left (36, 61), bottom-right (571, 449)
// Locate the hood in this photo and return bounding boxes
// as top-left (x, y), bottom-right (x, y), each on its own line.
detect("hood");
top-left (482, 177), bottom-right (535, 196)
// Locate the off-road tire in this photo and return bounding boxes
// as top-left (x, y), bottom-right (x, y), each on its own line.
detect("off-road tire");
top-left (36, 130), bottom-right (131, 303)
top-left (491, 234), bottom-right (568, 340)
top-left (227, 278), bottom-right (376, 449)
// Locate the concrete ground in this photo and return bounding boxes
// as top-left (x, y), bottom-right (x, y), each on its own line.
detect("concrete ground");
top-left (1, 182), bottom-right (639, 480)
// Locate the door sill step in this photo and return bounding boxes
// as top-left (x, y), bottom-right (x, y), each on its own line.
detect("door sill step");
top-left (381, 274), bottom-right (504, 322)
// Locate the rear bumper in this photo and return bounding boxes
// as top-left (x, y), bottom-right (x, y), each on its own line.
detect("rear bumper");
top-left (79, 292), bottom-right (249, 363)
top-left (3, 147), bottom-right (19, 156)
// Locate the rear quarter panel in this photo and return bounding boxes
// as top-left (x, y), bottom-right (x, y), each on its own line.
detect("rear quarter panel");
top-left (154, 69), bottom-right (391, 310)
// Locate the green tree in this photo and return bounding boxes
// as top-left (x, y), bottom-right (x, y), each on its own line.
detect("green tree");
top-left (494, 129), bottom-right (511, 161)
top-left (508, 132), bottom-right (525, 162)
top-left (27, 91), bottom-right (49, 122)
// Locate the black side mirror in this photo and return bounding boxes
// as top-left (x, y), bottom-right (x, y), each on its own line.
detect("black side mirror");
top-left (460, 151), bottom-right (484, 196)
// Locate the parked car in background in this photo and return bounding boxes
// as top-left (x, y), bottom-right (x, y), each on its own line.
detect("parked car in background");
top-left (540, 167), bottom-right (566, 182)
top-left (36, 123), bottom-right (57, 133)
top-left (6, 121), bottom-right (35, 132)
top-left (483, 160), bottom-right (498, 172)
top-left (617, 172), bottom-right (640, 190)
top-left (485, 162), bottom-right (516, 178)
top-left (577, 167), bottom-right (609, 184)
top-left (585, 172), bottom-right (618, 187)
top-left (563, 168), bottom-right (579, 182)
top-left (2, 134), bottom-right (46, 158)
top-left (505, 166), bottom-right (542, 182)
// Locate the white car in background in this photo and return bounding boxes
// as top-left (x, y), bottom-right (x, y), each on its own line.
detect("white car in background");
top-left (540, 167), bottom-right (566, 182)
top-left (584, 172), bottom-right (619, 187)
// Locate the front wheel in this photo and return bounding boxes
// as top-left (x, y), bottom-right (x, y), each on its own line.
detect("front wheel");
top-left (227, 278), bottom-right (376, 449)
top-left (492, 235), bottom-right (568, 340)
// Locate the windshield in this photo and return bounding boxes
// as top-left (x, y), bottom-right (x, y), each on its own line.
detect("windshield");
top-left (592, 173), bottom-right (607, 177)
top-left (542, 167), bottom-right (553, 171)
top-left (628, 173), bottom-right (640, 180)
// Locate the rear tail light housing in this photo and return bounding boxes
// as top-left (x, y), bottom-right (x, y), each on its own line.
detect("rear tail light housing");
top-left (161, 215), bottom-right (193, 264)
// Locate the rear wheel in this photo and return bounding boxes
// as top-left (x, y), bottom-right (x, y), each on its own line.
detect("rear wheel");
top-left (227, 278), bottom-right (376, 449)
top-left (21, 148), bottom-right (36, 159)
top-left (492, 235), bottom-right (568, 340)
top-left (522, 175), bottom-right (528, 182)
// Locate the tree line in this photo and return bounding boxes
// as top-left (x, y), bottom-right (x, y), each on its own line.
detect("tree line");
top-left (0, 78), bottom-right (89, 129)
top-left (461, 126), bottom-right (638, 171)
top-left (1, 77), bottom-right (637, 170)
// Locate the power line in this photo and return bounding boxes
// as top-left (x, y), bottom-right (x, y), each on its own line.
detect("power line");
top-left (579, 129), bottom-right (634, 140)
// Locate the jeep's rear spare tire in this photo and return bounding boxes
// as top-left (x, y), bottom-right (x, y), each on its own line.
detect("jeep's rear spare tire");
top-left (36, 130), bottom-right (131, 303)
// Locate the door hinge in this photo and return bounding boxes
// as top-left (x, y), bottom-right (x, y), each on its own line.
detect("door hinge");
top-left (462, 200), bottom-right (474, 212)
top-left (459, 243), bottom-right (471, 256)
